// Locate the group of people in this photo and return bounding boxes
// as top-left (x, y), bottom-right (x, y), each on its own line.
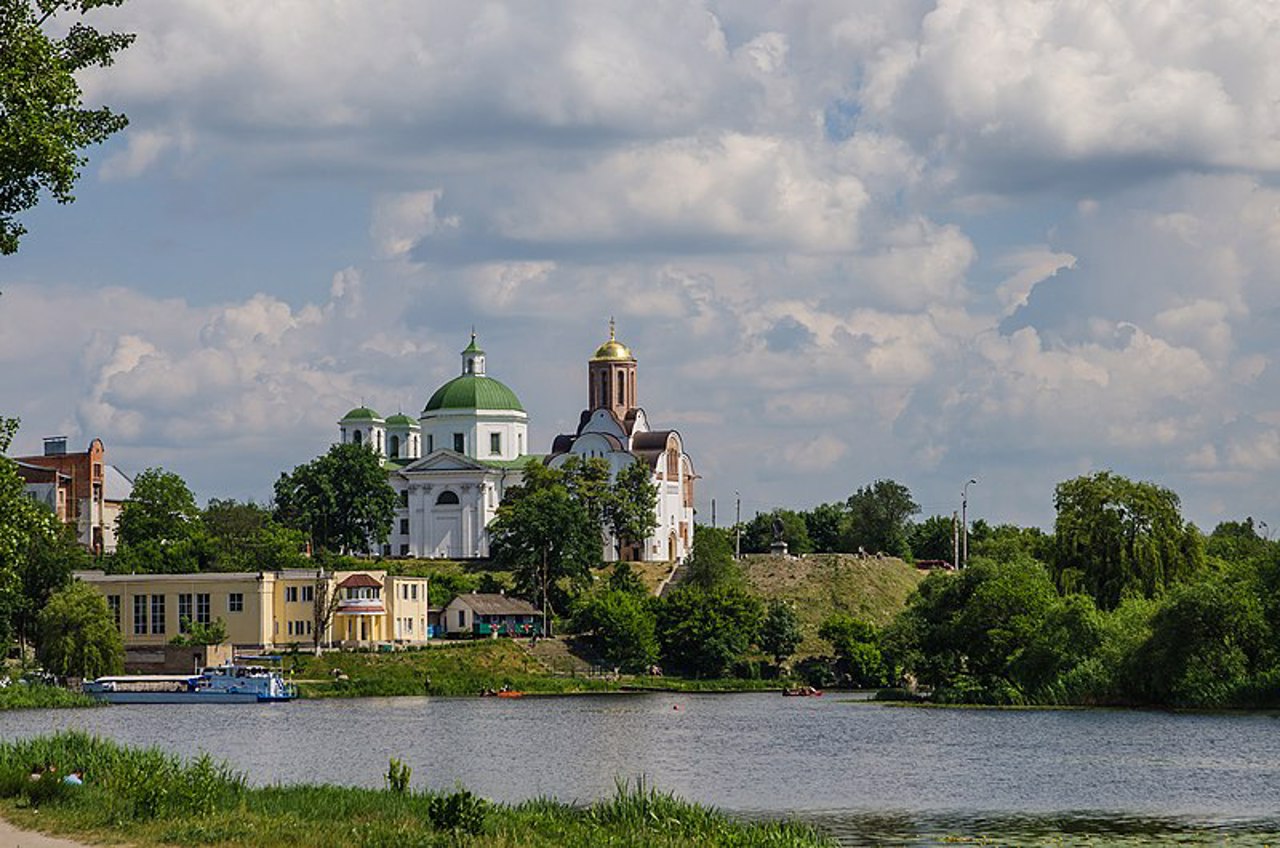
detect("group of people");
top-left (29, 763), bottom-right (84, 785)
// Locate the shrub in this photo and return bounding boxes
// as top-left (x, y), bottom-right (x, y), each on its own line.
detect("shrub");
top-left (385, 758), bottom-right (411, 794)
top-left (427, 788), bottom-right (488, 834)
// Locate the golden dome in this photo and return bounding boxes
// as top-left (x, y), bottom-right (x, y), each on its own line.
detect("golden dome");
top-left (591, 318), bottom-right (634, 361)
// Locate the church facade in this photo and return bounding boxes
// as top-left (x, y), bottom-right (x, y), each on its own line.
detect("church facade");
top-left (336, 326), bottom-right (695, 562)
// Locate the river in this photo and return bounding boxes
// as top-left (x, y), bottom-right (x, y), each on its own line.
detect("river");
top-left (1, 693), bottom-right (1278, 845)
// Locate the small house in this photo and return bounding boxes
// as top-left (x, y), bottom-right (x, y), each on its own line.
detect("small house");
top-left (444, 592), bottom-right (544, 637)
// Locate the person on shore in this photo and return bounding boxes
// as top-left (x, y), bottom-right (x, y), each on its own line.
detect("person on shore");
top-left (28, 764), bottom-right (43, 782)
top-left (63, 771), bottom-right (83, 786)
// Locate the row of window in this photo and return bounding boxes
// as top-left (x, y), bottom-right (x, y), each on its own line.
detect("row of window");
top-left (110, 592), bottom-right (225, 636)
top-left (283, 585), bottom-right (315, 604)
top-left (285, 620), bottom-right (314, 637)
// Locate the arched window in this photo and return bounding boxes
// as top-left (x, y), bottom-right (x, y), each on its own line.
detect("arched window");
top-left (615, 370), bottom-right (624, 406)
top-left (436, 490), bottom-right (460, 506)
top-left (390, 435), bottom-right (400, 458)
top-left (353, 430), bottom-right (363, 446)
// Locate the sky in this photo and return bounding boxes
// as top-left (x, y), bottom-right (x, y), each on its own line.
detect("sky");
top-left (4, 0), bottom-right (1280, 532)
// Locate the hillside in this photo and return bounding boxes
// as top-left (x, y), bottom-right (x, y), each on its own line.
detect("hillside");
top-left (740, 553), bottom-right (927, 655)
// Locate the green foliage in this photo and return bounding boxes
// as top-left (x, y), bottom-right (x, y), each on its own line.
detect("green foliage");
top-left (844, 479), bottom-right (919, 557)
top-left (0, 0), bottom-right (134, 254)
top-left (969, 521), bottom-right (1052, 564)
top-left (818, 614), bottom-right (886, 687)
top-left (0, 416), bottom-right (61, 650)
top-left (202, 499), bottom-right (307, 572)
top-left (802, 501), bottom-right (848, 553)
top-left (606, 561), bottom-right (647, 597)
top-left (116, 467), bottom-right (201, 548)
top-left (572, 589), bottom-right (659, 672)
top-left (37, 581), bottom-right (123, 679)
top-left (274, 442), bottom-right (397, 554)
top-left (1132, 574), bottom-right (1271, 707)
top-left (169, 616), bottom-right (228, 647)
top-left (0, 682), bottom-right (98, 710)
top-left (385, 758), bottom-right (411, 794)
top-left (658, 583), bottom-right (763, 677)
top-left (14, 520), bottom-right (84, 647)
top-left (427, 787), bottom-right (489, 834)
top-left (909, 514), bottom-right (955, 563)
top-left (1205, 517), bottom-right (1269, 564)
top-left (1051, 471), bottom-right (1204, 609)
top-left (741, 509), bottom-right (812, 555)
top-left (682, 525), bottom-right (743, 590)
top-left (489, 460), bottom-right (600, 614)
top-left (603, 457), bottom-right (659, 558)
top-left (758, 599), bottom-right (802, 666)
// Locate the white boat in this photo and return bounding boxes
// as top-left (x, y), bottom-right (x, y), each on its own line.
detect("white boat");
top-left (84, 663), bottom-right (296, 704)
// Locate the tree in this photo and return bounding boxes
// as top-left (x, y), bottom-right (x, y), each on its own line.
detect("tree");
top-left (274, 443), bottom-right (397, 554)
top-left (169, 616), bottom-right (227, 647)
top-left (803, 502), bottom-right (848, 553)
top-left (0, 0), bottom-right (134, 254)
top-left (311, 570), bottom-right (342, 655)
top-left (681, 525), bottom-right (743, 590)
top-left (1205, 517), bottom-right (1268, 565)
top-left (116, 467), bottom-right (200, 548)
top-left (573, 589), bottom-right (658, 672)
top-left (15, 522), bottom-right (86, 650)
top-left (909, 515), bottom-right (956, 563)
top-left (37, 581), bottom-right (123, 679)
top-left (758, 600), bottom-right (802, 668)
top-left (818, 614), bottom-right (886, 687)
top-left (0, 416), bottom-right (61, 649)
top-left (489, 461), bottom-right (600, 616)
top-left (203, 499), bottom-right (306, 572)
top-left (605, 458), bottom-right (659, 559)
top-left (845, 480), bottom-right (919, 557)
top-left (657, 583), bottom-right (763, 677)
top-left (1051, 472), bottom-right (1204, 609)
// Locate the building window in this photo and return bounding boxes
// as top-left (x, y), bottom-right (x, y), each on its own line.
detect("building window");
top-left (133, 595), bottom-right (147, 635)
top-left (106, 595), bottom-right (120, 629)
top-left (405, 617), bottom-right (414, 633)
top-left (285, 586), bottom-right (298, 603)
top-left (400, 544), bottom-right (409, 556)
top-left (426, 434), bottom-right (434, 453)
top-left (302, 585), bottom-right (314, 603)
top-left (196, 593), bottom-right (210, 624)
top-left (436, 490), bottom-right (459, 506)
top-left (178, 594), bottom-right (192, 632)
top-left (453, 433), bottom-right (464, 453)
top-left (228, 593), bottom-right (244, 613)
top-left (390, 434), bottom-right (400, 458)
top-left (457, 610), bottom-right (465, 627)
top-left (400, 490), bottom-right (409, 507)
top-left (400, 518), bottom-right (409, 535)
top-left (490, 432), bottom-right (501, 455)
top-left (411, 583), bottom-right (419, 601)
top-left (353, 430), bottom-right (363, 445)
top-left (151, 595), bottom-right (166, 634)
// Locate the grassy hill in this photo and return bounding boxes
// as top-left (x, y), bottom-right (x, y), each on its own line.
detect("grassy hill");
top-left (740, 553), bottom-right (926, 655)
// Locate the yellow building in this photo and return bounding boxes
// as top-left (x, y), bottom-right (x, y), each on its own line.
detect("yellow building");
top-left (75, 569), bottom-right (430, 651)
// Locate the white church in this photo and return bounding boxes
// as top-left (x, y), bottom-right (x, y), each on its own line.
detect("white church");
top-left (337, 325), bottom-right (696, 562)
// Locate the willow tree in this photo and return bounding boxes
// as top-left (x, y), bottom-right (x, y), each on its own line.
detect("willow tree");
top-left (1051, 472), bottom-right (1203, 609)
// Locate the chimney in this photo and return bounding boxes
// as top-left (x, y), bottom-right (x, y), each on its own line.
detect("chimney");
top-left (43, 436), bottom-right (67, 456)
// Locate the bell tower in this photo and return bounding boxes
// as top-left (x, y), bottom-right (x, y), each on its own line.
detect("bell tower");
top-left (588, 318), bottom-right (638, 421)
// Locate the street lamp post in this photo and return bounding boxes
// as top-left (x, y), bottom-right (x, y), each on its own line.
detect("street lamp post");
top-left (734, 491), bottom-right (742, 559)
top-left (962, 478), bottom-right (977, 569)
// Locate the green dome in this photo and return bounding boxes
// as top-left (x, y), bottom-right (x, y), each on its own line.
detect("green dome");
top-left (341, 406), bottom-right (381, 421)
top-left (385, 413), bottom-right (417, 427)
top-left (423, 375), bottom-right (524, 413)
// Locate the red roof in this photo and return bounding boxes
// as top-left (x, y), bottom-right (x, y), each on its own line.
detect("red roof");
top-left (337, 573), bottom-right (382, 589)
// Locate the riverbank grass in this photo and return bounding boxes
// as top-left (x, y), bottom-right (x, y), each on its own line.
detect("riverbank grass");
top-left (0, 684), bottom-right (99, 711)
top-left (0, 732), bottom-right (834, 847)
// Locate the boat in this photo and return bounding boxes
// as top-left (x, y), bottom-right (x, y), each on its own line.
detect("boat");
top-left (83, 662), bottom-right (296, 704)
top-left (782, 686), bottom-right (823, 697)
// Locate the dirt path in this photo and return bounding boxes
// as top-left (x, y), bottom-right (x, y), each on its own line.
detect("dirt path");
top-left (0, 816), bottom-right (103, 847)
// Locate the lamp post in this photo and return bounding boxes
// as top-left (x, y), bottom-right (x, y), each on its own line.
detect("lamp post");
top-left (734, 491), bottom-right (742, 560)
top-left (962, 478), bottom-right (977, 569)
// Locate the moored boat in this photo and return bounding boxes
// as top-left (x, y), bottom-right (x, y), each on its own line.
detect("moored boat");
top-left (84, 662), bottom-right (296, 704)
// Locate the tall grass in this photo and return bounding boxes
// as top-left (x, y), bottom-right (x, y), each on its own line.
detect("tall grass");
top-left (0, 684), bottom-right (100, 711)
top-left (0, 733), bottom-right (835, 847)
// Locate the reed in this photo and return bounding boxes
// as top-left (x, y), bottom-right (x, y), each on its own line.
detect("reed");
top-left (0, 733), bottom-right (834, 847)
top-left (0, 684), bottom-right (100, 711)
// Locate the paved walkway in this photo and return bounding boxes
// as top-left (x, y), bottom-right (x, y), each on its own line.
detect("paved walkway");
top-left (0, 816), bottom-right (102, 847)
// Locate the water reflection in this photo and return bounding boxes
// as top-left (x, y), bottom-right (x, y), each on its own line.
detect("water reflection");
top-left (0, 694), bottom-right (1277, 845)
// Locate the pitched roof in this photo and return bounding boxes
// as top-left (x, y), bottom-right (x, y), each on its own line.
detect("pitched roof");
top-left (450, 593), bottom-right (541, 616)
top-left (338, 573), bottom-right (382, 589)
